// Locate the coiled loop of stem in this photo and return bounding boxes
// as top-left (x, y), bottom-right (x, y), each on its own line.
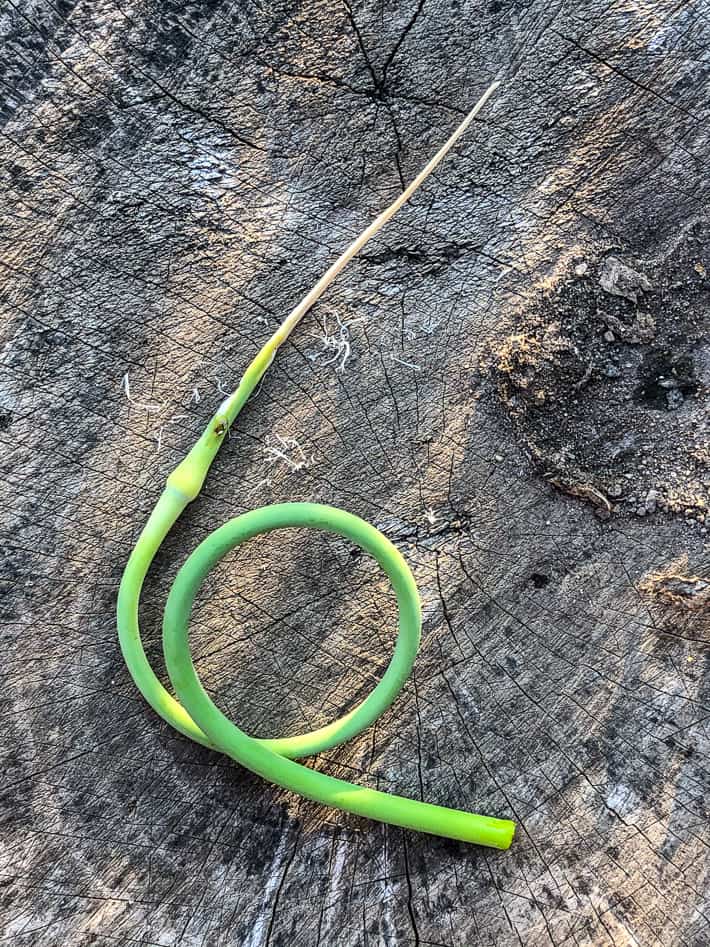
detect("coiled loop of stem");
top-left (117, 484), bottom-right (514, 848)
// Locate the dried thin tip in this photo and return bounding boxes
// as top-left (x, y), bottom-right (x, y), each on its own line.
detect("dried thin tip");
top-left (265, 77), bottom-right (502, 354)
top-left (461, 79), bottom-right (501, 125)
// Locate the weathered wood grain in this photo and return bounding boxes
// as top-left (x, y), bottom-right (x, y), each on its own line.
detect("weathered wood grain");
top-left (1, 1), bottom-right (708, 944)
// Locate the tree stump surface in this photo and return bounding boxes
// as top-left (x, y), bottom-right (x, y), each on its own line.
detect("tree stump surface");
top-left (1, 2), bottom-right (709, 945)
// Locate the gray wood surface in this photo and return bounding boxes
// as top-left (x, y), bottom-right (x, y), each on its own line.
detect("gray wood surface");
top-left (1, 1), bottom-right (709, 944)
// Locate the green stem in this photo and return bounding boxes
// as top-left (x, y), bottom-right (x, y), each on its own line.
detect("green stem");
top-left (116, 81), bottom-right (515, 849)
